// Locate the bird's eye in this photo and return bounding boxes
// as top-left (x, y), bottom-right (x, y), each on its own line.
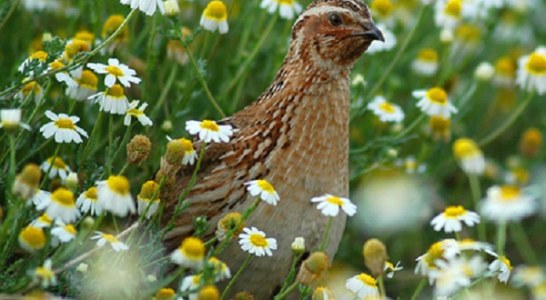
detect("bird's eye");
top-left (328, 13), bottom-right (342, 26)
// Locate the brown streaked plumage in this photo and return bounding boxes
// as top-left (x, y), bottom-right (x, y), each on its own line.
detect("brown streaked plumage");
top-left (161, 0), bottom-right (383, 297)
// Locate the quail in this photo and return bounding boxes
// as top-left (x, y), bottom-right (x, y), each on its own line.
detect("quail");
top-left (161, 0), bottom-right (384, 297)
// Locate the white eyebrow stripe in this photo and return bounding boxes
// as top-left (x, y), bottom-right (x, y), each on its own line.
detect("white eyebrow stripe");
top-left (295, 6), bottom-right (353, 24)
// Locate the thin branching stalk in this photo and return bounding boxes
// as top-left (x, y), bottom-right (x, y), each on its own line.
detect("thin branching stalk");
top-left (220, 254), bottom-right (253, 300)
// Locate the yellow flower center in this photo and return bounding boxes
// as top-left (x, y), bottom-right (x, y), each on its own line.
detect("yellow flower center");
top-left (64, 224), bottom-right (77, 235)
top-left (30, 51), bottom-right (48, 61)
top-left (84, 187), bottom-right (98, 200)
top-left (526, 52), bottom-right (546, 75)
top-left (200, 120), bottom-right (220, 132)
top-left (277, 0), bottom-right (296, 4)
top-left (256, 180), bottom-right (275, 193)
top-left (21, 81), bottom-right (41, 96)
top-left (106, 84), bottom-right (125, 98)
top-left (139, 180), bottom-right (160, 200)
top-left (429, 116), bottom-right (451, 131)
top-left (249, 233), bottom-right (268, 247)
top-left (47, 156), bottom-right (67, 169)
top-left (155, 288), bottom-right (176, 300)
top-left (49, 60), bottom-right (65, 70)
top-left (356, 273), bottom-right (377, 287)
top-left (51, 188), bottom-right (76, 207)
top-left (443, 205), bottom-right (467, 218)
top-left (179, 138), bottom-right (195, 152)
top-left (102, 233), bottom-right (119, 243)
top-left (198, 285), bottom-right (220, 300)
top-left (105, 65), bottom-right (124, 77)
top-left (102, 15), bottom-right (125, 38)
top-left (426, 87), bottom-right (448, 104)
top-left (418, 49), bottom-right (438, 62)
top-left (456, 24), bottom-right (481, 42)
top-left (65, 39), bottom-right (90, 59)
top-left (20, 226), bottom-right (46, 249)
top-left (499, 185), bottom-right (521, 201)
top-left (453, 138), bottom-right (480, 159)
top-left (127, 108), bottom-right (143, 116)
top-left (371, 0), bottom-right (394, 17)
top-left (20, 163), bottom-right (42, 185)
top-left (38, 214), bottom-right (52, 225)
top-left (181, 237), bottom-right (205, 258)
top-left (495, 57), bottom-right (515, 76)
top-left (75, 30), bottom-right (95, 42)
top-left (500, 256), bottom-right (512, 270)
top-left (425, 242), bottom-right (444, 267)
top-left (379, 101), bottom-right (396, 114)
top-left (54, 118), bottom-right (76, 129)
top-left (106, 175), bottom-right (130, 195)
top-left (326, 196), bottom-right (344, 206)
top-left (75, 71), bottom-right (97, 89)
top-left (204, 1), bottom-right (228, 21)
top-left (35, 266), bottom-right (54, 279)
top-left (444, 0), bottom-right (462, 17)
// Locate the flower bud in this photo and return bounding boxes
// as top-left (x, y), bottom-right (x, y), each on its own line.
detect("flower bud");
top-left (216, 212), bottom-right (244, 241)
top-left (363, 238), bottom-right (388, 277)
top-left (291, 237), bottom-right (305, 255)
top-left (161, 120), bottom-right (173, 132)
top-left (81, 216), bottom-right (95, 231)
top-left (155, 288), bottom-right (175, 300)
top-left (474, 62), bottom-right (494, 81)
top-left (164, 0), bottom-right (180, 16)
top-left (127, 134), bottom-right (152, 164)
top-left (65, 171), bottom-right (79, 191)
top-left (312, 286), bottom-right (335, 300)
top-left (198, 285), bottom-right (219, 300)
top-left (76, 263), bottom-right (88, 273)
top-left (519, 128), bottom-right (542, 158)
top-left (12, 163), bottom-right (42, 199)
top-left (297, 252), bottom-right (329, 285)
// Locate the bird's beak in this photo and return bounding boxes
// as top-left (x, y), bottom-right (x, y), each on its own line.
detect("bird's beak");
top-left (362, 23), bottom-right (384, 42)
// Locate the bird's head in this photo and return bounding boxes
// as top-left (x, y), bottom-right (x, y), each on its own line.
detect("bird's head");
top-left (289, 0), bottom-right (384, 68)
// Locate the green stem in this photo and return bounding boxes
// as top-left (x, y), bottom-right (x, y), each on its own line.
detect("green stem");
top-left (395, 114), bottom-right (425, 140)
top-left (468, 174), bottom-right (486, 242)
top-left (79, 111), bottom-right (104, 168)
top-left (106, 114), bottom-right (114, 176)
top-left (221, 255), bottom-right (253, 300)
top-left (319, 217), bottom-right (334, 251)
top-left (479, 91), bottom-right (534, 146)
top-left (0, 0), bottom-right (21, 33)
top-left (274, 281), bottom-right (300, 300)
top-left (496, 222), bottom-right (507, 256)
top-left (510, 222), bottom-right (538, 264)
top-left (276, 253), bottom-right (302, 295)
top-left (184, 43), bottom-right (225, 118)
top-left (377, 275), bottom-right (386, 298)
top-left (410, 278), bottom-right (426, 300)
top-left (151, 64), bottom-right (178, 118)
top-left (8, 135), bottom-right (17, 186)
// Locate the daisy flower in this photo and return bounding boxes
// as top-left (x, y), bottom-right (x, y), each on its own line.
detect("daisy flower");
top-left (458, 238), bottom-right (494, 253)
top-left (493, 56), bottom-right (516, 87)
top-left (18, 225), bottom-right (46, 252)
top-left (48, 59), bottom-right (77, 88)
top-left (412, 48), bottom-right (439, 76)
top-left (434, 0), bottom-right (463, 30)
top-left (124, 100), bottom-right (153, 127)
top-left (45, 187), bottom-right (81, 223)
top-left (171, 237), bottom-right (206, 269)
top-left (511, 265), bottom-right (545, 287)
top-left (208, 257), bottom-right (232, 281)
top-left (39, 110), bottom-right (88, 144)
top-left (16, 80), bottom-right (44, 104)
top-left (244, 179), bottom-right (280, 205)
top-left (452, 138), bottom-right (485, 175)
top-left (34, 259), bottom-right (57, 288)
top-left (238, 227), bottom-right (277, 257)
top-left (430, 205), bottom-right (480, 233)
top-left (18, 51), bottom-right (48, 75)
top-left (76, 187), bottom-right (102, 216)
top-left (367, 95), bottom-right (404, 123)
top-left (40, 156), bottom-right (71, 180)
top-left (489, 255), bottom-right (512, 283)
top-left (0, 109), bottom-right (31, 131)
top-left (88, 84), bottom-right (130, 115)
top-left (31, 213), bottom-right (53, 228)
top-left (413, 87), bottom-right (458, 118)
top-left (260, 0), bottom-right (302, 19)
top-left (185, 119), bottom-right (233, 143)
top-left (87, 58), bottom-right (141, 88)
top-left (51, 222), bottom-right (78, 245)
top-left (137, 180), bottom-right (160, 219)
top-left (480, 185), bottom-right (536, 223)
top-left (429, 115), bottom-right (451, 142)
top-left (97, 175), bottom-right (136, 217)
top-left (345, 273), bottom-right (380, 298)
top-left (429, 256), bottom-right (486, 297)
top-left (366, 24), bottom-right (396, 54)
top-left (415, 239), bottom-right (461, 277)
top-left (310, 194), bottom-right (357, 217)
top-left (166, 137), bottom-right (198, 166)
top-left (66, 68), bottom-right (99, 101)
top-left (92, 231), bottom-right (129, 252)
top-left (120, 0), bottom-right (165, 16)
top-left (385, 261), bottom-right (403, 278)
top-left (516, 46), bottom-right (546, 95)
top-left (200, 1), bottom-right (229, 34)
top-left (180, 274), bottom-right (201, 297)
